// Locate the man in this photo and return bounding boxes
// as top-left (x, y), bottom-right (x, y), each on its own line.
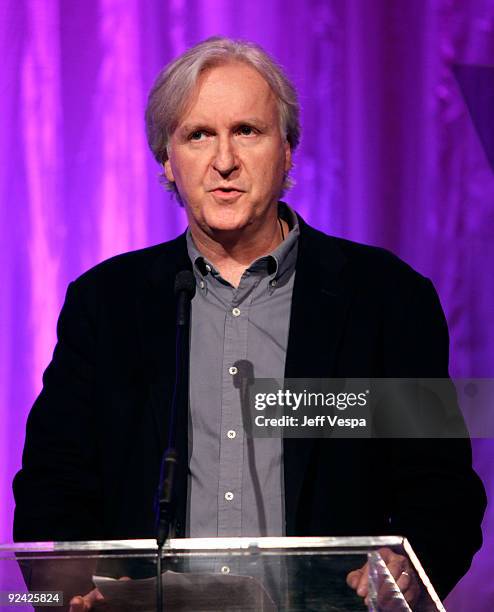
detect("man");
top-left (13, 37), bottom-right (486, 608)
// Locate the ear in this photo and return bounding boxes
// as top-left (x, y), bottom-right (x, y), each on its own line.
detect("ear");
top-left (164, 158), bottom-right (175, 182)
top-left (284, 141), bottom-right (292, 173)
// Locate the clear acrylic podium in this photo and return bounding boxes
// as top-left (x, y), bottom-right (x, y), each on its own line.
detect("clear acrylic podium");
top-left (0, 536), bottom-right (444, 611)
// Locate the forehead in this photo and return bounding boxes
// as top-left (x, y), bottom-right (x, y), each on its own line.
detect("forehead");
top-left (178, 61), bottom-right (279, 127)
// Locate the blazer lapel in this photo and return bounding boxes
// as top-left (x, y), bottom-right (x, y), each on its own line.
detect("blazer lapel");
top-left (136, 233), bottom-right (192, 451)
top-left (283, 217), bottom-right (351, 534)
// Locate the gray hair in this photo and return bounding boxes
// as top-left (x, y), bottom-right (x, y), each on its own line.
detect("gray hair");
top-left (145, 36), bottom-right (301, 199)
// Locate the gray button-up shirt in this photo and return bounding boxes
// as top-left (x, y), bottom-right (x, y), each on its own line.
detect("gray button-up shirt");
top-left (186, 204), bottom-right (299, 537)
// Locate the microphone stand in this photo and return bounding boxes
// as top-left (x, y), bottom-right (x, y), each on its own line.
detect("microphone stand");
top-left (156, 272), bottom-right (194, 612)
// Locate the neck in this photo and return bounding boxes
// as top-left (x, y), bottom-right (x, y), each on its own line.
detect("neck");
top-left (190, 216), bottom-right (289, 287)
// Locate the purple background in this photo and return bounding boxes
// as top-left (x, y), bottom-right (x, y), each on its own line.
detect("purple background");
top-left (1, 1), bottom-right (493, 609)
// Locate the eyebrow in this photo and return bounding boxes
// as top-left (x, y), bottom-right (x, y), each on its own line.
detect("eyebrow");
top-left (179, 118), bottom-right (270, 135)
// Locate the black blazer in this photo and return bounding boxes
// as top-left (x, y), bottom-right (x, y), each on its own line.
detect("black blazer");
top-left (13, 215), bottom-right (486, 599)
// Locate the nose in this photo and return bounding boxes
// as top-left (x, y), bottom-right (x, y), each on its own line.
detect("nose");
top-left (212, 135), bottom-right (239, 176)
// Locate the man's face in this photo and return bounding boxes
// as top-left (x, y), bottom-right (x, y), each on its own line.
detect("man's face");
top-left (164, 62), bottom-right (291, 238)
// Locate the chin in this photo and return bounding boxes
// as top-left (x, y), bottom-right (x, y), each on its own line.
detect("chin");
top-left (206, 219), bottom-right (250, 235)
top-left (202, 207), bottom-right (253, 233)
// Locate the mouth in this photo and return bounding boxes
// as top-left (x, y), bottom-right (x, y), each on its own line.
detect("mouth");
top-left (209, 187), bottom-right (245, 200)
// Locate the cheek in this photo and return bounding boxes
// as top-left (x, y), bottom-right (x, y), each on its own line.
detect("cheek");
top-left (249, 152), bottom-right (285, 191)
top-left (172, 156), bottom-right (202, 190)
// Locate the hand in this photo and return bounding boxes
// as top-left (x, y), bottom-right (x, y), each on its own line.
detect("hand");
top-left (346, 547), bottom-right (421, 609)
top-left (69, 588), bottom-right (104, 611)
top-left (69, 577), bottom-right (131, 611)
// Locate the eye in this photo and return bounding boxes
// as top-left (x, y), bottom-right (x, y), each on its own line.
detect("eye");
top-left (189, 130), bottom-right (207, 141)
top-left (237, 125), bottom-right (256, 136)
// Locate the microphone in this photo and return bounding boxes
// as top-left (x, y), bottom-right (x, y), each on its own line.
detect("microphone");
top-left (156, 270), bottom-right (196, 546)
top-left (175, 270), bottom-right (196, 326)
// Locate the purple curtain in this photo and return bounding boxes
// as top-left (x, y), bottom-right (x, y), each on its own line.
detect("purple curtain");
top-left (1, 1), bottom-right (493, 609)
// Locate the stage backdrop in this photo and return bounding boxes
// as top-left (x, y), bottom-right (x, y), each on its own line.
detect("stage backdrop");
top-left (1, 1), bottom-right (493, 609)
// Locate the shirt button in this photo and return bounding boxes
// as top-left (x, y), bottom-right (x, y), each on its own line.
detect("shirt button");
top-left (221, 566), bottom-right (230, 574)
top-left (232, 307), bottom-right (241, 317)
top-left (205, 264), bottom-right (212, 272)
top-left (227, 430), bottom-right (236, 439)
top-left (229, 366), bottom-right (238, 375)
top-left (270, 279), bottom-right (277, 287)
top-left (199, 280), bottom-right (205, 289)
top-left (224, 491), bottom-right (234, 501)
